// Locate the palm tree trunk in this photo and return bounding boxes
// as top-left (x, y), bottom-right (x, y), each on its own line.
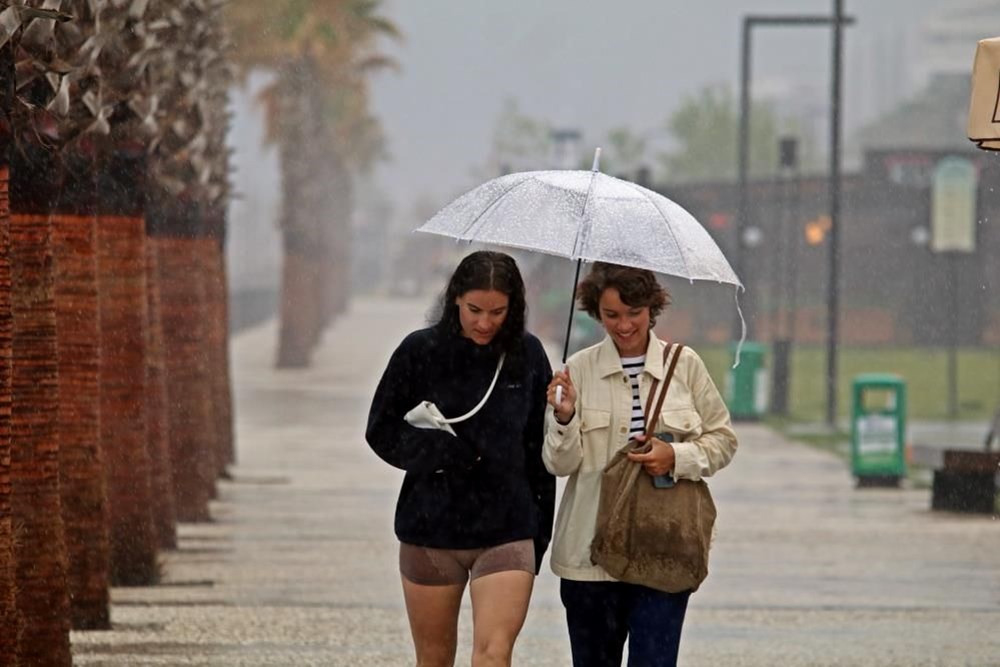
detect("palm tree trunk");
top-left (150, 200), bottom-right (216, 521)
top-left (0, 147), bottom-right (21, 667)
top-left (52, 153), bottom-right (111, 628)
top-left (277, 239), bottom-right (321, 368)
top-left (202, 212), bottom-right (235, 475)
top-left (96, 150), bottom-right (158, 586)
top-left (10, 146), bottom-right (72, 666)
top-left (188, 235), bottom-right (226, 487)
top-left (144, 239), bottom-right (177, 549)
top-left (214, 239), bottom-right (236, 471)
top-left (276, 62), bottom-right (324, 368)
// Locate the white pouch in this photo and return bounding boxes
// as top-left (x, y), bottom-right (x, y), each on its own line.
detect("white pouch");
top-left (403, 354), bottom-right (505, 437)
top-left (404, 400), bottom-right (458, 436)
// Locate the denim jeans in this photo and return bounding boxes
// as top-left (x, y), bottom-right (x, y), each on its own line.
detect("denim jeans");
top-left (560, 579), bottom-right (691, 667)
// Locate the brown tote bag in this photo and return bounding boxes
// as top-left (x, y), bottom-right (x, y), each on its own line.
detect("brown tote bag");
top-left (590, 343), bottom-right (717, 594)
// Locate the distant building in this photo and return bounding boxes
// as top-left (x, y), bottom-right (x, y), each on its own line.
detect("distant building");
top-left (652, 65), bottom-right (1000, 348)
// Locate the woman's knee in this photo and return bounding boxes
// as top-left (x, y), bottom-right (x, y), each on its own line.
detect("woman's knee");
top-left (471, 636), bottom-right (515, 666)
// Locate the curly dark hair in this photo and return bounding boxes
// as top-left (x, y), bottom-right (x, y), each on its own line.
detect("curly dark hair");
top-left (576, 262), bottom-right (671, 326)
top-left (433, 250), bottom-right (527, 357)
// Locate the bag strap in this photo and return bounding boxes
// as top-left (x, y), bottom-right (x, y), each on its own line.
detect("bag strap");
top-left (642, 361), bottom-right (662, 431)
top-left (644, 343), bottom-right (684, 436)
top-left (439, 353), bottom-right (505, 424)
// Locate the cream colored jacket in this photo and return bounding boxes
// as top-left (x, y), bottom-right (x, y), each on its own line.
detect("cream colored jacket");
top-left (543, 333), bottom-right (737, 581)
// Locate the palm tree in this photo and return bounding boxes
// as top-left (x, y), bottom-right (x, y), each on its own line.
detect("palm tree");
top-left (11, 0), bottom-right (162, 597)
top-left (4, 3), bottom-right (78, 663)
top-left (203, 17), bottom-right (237, 475)
top-left (58, 0), bottom-right (157, 588)
top-left (46, 0), bottom-right (114, 628)
top-left (0, 0), bottom-right (236, 648)
top-left (146, 0), bottom-right (233, 521)
top-left (226, 0), bottom-right (399, 367)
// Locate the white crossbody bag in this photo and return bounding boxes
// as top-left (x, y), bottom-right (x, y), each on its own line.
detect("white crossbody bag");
top-left (403, 354), bottom-right (505, 437)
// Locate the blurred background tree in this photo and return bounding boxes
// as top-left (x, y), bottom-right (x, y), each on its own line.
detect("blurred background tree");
top-left (226, 0), bottom-right (400, 367)
top-left (602, 126), bottom-right (648, 178)
top-left (659, 83), bottom-right (791, 183)
top-left (485, 98), bottom-right (551, 176)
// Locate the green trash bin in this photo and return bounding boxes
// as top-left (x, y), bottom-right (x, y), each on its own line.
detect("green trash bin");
top-left (726, 342), bottom-right (768, 420)
top-left (850, 374), bottom-right (907, 486)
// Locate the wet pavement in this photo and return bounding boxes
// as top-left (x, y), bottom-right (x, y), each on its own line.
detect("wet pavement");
top-left (72, 296), bottom-right (1000, 666)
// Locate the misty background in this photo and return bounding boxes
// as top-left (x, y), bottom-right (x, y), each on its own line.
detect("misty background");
top-left (369, 0), bottom-right (945, 206)
top-left (227, 0), bottom-right (963, 301)
top-left (224, 0), bottom-right (1000, 425)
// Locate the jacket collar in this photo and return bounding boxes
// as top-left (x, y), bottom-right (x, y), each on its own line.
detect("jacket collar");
top-left (595, 332), bottom-right (668, 380)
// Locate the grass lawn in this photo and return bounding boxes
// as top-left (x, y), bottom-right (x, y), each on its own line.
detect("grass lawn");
top-left (697, 344), bottom-right (1000, 422)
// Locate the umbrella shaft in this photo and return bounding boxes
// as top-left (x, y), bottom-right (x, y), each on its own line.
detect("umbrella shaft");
top-left (562, 259), bottom-right (583, 364)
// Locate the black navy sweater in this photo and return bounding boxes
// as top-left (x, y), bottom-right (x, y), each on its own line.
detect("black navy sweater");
top-left (366, 326), bottom-right (555, 572)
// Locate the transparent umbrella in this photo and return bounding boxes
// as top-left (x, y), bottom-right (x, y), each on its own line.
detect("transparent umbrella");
top-left (416, 149), bottom-right (744, 371)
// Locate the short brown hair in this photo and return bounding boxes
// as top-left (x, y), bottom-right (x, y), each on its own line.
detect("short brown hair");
top-left (576, 262), bottom-right (671, 325)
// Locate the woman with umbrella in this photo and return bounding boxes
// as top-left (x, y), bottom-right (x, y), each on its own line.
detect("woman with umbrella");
top-left (544, 261), bottom-right (738, 667)
top-left (366, 250), bottom-right (555, 667)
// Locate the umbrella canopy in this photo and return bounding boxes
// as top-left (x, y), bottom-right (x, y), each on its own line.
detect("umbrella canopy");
top-left (417, 168), bottom-right (741, 288)
top-left (416, 151), bottom-right (745, 367)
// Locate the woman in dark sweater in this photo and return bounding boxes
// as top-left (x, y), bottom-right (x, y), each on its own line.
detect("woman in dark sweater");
top-left (366, 251), bottom-right (554, 667)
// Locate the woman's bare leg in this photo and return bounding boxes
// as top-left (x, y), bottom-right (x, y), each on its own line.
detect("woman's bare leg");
top-left (402, 575), bottom-right (466, 667)
top-left (469, 570), bottom-right (534, 667)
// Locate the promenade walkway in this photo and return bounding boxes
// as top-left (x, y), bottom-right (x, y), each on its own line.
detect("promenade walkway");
top-left (72, 296), bottom-right (1000, 666)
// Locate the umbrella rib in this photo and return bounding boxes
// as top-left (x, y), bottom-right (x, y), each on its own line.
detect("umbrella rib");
top-left (621, 180), bottom-right (693, 279)
top-left (457, 176), bottom-right (537, 240)
top-left (571, 170), bottom-right (600, 259)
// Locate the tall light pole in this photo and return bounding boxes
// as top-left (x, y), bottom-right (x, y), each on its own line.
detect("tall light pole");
top-left (826, 0), bottom-right (845, 426)
top-left (771, 136), bottom-right (799, 417)
top-left (735, 18), bottom-right (753, 343)
top-left (734, 11), bottom-right (853, 420)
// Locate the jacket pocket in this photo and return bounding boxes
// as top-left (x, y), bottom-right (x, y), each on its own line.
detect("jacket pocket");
top-left (580, 407), bottom-right (612, 472)
top-left (657, 406), bottom-right (702, 441)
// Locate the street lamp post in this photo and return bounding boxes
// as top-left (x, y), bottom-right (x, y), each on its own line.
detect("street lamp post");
top-left (826, 0), bottom-right (845, 427)
top-left (734, 9), bottom-right (853, 423)
top-left (771, 137), bottom-right (799, 416)
top-left (786, 142), bottom-right (802, 346)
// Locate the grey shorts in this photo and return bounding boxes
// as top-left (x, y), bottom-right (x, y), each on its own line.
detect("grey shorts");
top-left (399, 539), bottom-right (535, 586)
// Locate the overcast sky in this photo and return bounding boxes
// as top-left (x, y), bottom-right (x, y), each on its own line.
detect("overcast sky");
top-left (368, 0), bottom-right (954, 215)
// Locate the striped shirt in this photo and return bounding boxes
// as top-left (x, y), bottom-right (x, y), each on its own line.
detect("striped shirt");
top-left (621, 355), bottom-right (646, 440)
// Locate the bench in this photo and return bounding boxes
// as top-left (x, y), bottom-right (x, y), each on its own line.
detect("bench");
top-left (910, 444), bottom-right (1000, 514)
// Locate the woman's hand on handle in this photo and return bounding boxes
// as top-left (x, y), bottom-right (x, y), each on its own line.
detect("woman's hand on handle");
top-left (547, 368), bottom-right (576, 424)
top-left (627, 434), bottom-right (676, 477)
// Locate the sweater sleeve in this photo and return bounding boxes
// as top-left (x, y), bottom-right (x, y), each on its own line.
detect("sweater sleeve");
top-left (523, 338), bottom-right (556, 573)
top-left (366, 336), bottom-right (481, 474)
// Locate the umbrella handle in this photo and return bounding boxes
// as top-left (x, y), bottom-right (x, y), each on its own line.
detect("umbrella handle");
top-left (555, 385), bottom-right (563, 406)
